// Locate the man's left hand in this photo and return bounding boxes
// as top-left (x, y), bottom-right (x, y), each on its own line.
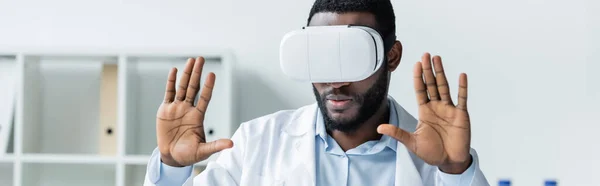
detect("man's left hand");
top-left (377, 52), bottom-right (472, 174)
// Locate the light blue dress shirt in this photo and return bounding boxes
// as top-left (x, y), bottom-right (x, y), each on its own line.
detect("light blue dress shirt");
top-left (314, 99), bottom-right (398, 186)
top-left (148, 99), bottom-right (476, 185)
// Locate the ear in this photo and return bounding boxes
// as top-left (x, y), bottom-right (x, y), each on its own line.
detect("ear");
top-left (386, 41), bottom-right (402, 72)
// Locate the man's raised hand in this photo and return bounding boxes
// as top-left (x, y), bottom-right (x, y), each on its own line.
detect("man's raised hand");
top-left (378, 53), bottom-right (472, 174)
top-left (156, 57), bottom-right (233, 167)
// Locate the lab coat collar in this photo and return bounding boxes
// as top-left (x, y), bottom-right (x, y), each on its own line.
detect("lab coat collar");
top-left (280, 95), bottom-right (424, 186)
top-left (389, 96), bottom-right (425, 186)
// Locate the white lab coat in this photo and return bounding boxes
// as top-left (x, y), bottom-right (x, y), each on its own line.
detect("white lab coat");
top-left (144, 97), bottom-right (490, 186)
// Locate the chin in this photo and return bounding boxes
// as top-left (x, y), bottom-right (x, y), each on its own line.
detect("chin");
top-left (327, 108), bottom-right (358, 122)
top-left (323, 110), bottom-right (362, 132)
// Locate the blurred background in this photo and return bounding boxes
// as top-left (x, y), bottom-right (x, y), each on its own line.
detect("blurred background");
top-left (0, 0), bottom-right (598, 186)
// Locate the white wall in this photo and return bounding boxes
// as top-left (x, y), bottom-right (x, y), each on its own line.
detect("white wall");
top-left (0, 0), bottom-right (598, 186)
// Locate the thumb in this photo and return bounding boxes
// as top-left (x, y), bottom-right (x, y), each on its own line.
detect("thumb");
top-left (377, 124), bottom-right (416, 152)
top-left (197, 139), bottom-right (234, 157)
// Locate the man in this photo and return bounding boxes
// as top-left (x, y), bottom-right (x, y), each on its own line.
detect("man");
top-left (144, 0), bottom-right (489, 185)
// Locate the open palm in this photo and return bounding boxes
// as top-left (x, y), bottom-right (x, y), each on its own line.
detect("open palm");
top-left (378, 53), bottom-right (471, 172)
top-left (156, 57), bottom-right (233, 167)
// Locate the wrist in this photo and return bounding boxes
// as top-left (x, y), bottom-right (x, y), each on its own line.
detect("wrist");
top-left (160, 153), bottom-right (185, 167)
top-left (439, 155), bottom-right (472, 174)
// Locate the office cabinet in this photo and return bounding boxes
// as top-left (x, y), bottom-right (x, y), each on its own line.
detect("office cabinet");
top-left (0, 48), bottom-right (236, 186)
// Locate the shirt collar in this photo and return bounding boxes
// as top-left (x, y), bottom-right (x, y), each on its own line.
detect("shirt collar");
top-left (315, 98), bottom-right (399, 152)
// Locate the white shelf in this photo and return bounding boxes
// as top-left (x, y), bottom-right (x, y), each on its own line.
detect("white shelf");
top-left (0, 154), bottom-right (15, 163)
top-left (0, 48), bottom-right (236, 186)
top-left (20, 154), bottom-right (118, 164)
top-left (122, 155), bottom-right (150, 165)
top-left (1, 154), bottom-right (211, 166)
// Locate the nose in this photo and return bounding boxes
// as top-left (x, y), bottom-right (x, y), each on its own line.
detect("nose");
top-left (328, 82), bottom-right (350, 89)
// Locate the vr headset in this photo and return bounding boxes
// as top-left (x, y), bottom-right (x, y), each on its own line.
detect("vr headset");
top-left (279, 25), bottom-right (396, 83)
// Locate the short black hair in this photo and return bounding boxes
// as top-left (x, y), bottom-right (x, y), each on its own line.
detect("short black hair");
top-left (306, 0), bottom-right (396, 39)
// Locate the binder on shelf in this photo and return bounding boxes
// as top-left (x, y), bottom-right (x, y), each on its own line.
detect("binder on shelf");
top-left (0, 97), bottom-right (15, 156)
top-left (98, 63), bottom-right (118, 156)
top-left (0, 57), bottom-right (16, 156)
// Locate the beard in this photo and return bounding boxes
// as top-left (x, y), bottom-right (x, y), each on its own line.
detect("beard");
top-left (313, 70), bottom-right (389, 133)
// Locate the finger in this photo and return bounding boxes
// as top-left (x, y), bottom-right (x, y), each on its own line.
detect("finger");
top-left (456, 73), bottom-right (468, 110)
top-left (185, 57), bottom-right (205, 104)
top-left (197, 139), bottom-right (234, 158)
top-left (413, 62), bottom-right (428, 105)
top-left (377, 124), bottom-right (416, 152)
top-left (195, 72), bottom-right (216, 114)
top-left (175, 58), bottom-right (195, 102)
top-left (432, 56), bottom-right (452, 104)
top-left (422, 53), bottom-right (439, 100)
top-left (163, 68), bottom-right (178, 103)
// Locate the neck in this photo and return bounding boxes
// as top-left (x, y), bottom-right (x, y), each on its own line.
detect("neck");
top-left (330, 99), bottom-right (390, 151)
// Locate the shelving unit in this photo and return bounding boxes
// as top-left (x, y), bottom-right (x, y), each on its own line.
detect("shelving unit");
top-left (0, 48), bottom-right (236, 186)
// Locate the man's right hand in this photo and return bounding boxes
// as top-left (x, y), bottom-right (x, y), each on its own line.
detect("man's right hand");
top-left (156, 57), bottom-right (234, 167)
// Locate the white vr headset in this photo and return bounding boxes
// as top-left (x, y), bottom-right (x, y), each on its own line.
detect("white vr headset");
top-left (279, 25), bottom-right (395, 83)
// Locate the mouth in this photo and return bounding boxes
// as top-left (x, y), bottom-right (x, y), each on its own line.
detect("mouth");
top-left (325, 95), bottom-right (353, 110)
